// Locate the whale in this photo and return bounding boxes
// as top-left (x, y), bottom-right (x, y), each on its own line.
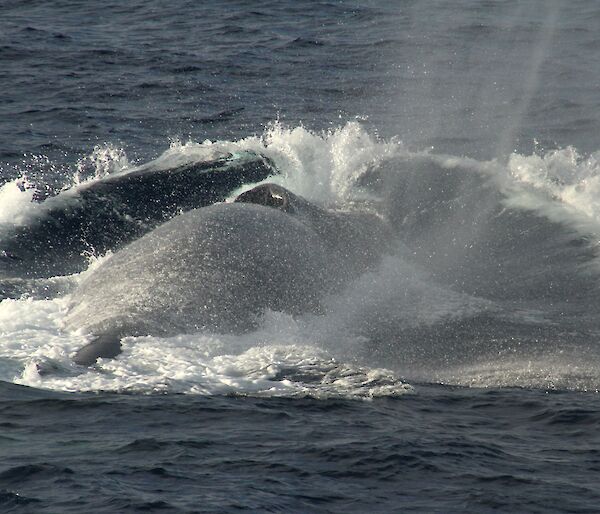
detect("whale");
top-left (0, 151), bottom-right (277, 282)
top-left (67, 184), bottom-right (392, 365)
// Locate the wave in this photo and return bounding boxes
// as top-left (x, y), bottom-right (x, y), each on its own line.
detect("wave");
top-left (1, 122), bottom-right (600, 394)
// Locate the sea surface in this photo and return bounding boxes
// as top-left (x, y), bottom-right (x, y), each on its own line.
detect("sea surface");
top-left (2, 0), bottom-right (600, 512)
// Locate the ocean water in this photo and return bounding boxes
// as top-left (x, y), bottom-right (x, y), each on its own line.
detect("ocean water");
top-left (2, 0), bottom-right (600, 512)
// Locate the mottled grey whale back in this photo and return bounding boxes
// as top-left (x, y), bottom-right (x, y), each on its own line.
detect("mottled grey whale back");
top-left (67, 185), bottom-right (392, 365)
top-left (66, 203), bottom-right (329, 339)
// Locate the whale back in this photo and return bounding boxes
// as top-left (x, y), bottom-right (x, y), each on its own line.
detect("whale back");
top-left (65, 202), bottom-right (330, 338)
top-left (0, 152), bottom-right (277, 282)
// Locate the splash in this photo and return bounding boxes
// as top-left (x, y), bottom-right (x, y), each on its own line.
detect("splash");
top-left (0, 297), bottom-right (411, 398)
top-left (505, 146), bottom-right (600, 235)
top-left (3, 123), bottom-right (600, 394)
top-left (158, 121), bottom-right (401, 206)
top-left (0, 144), bottom-right (130, 229)
top-left (74, 143), bottom-right (130, 185)
top-left (0, 179), bottom-right (37, 226)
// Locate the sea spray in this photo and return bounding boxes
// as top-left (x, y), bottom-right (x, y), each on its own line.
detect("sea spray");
top-left (3, 123), bottom-right (600, 392)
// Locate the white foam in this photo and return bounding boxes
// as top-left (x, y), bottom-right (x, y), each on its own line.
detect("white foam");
top-left (160, 121), bottom-right (402, 206)
top-left (504, 147), bottom-right (600, 236)
top-left (0, 179), bottom-right (38, 226)
top-left (238, 121), bottom-right (400, 204)
top-left (0, 278), bottom-right (411, 398)
top-left (421, 145), bottom-right (600, 239)
top-left (5, 324), bottom-right (412, 398)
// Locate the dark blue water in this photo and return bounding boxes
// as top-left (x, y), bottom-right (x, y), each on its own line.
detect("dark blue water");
top-left (3, 0), bottom-right (599, 172)
top-left (2, 382), bottom-right (600, 513)
top-left (2, 1), bottom-right (600, 512)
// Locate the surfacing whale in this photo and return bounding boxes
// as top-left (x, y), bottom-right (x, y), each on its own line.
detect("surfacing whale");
top-left (67, 184), bottom-right (392, 365)
top-left (0, 151), bottom-right (276, 281)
